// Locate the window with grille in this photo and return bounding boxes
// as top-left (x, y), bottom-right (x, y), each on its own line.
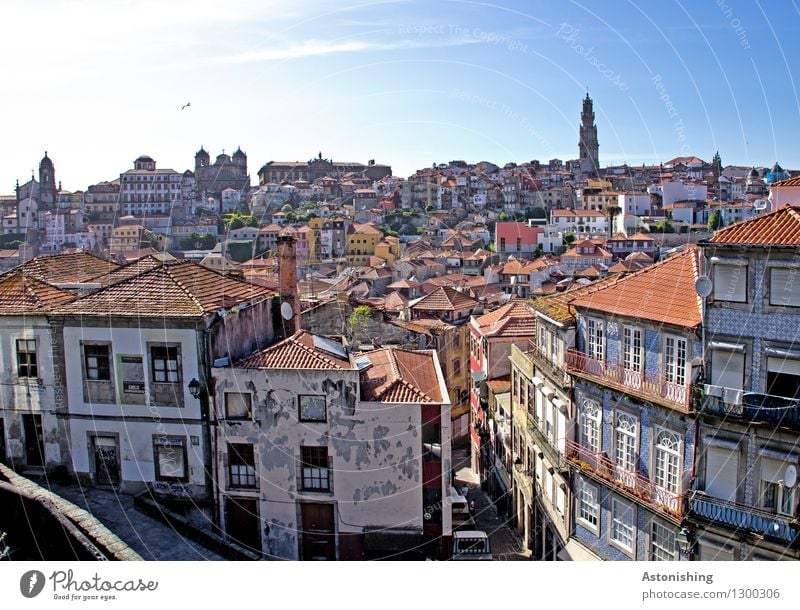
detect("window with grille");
top-left (615, 412), bottom-right (637, 472)
top-left (654, 429), bottom-right (681, 494)
top-left (84, 344), bottom-right (111, 381)
top-left (577, 477), bottom-right (599, 531)
top-left (16, 339), bottom-right (37, 378)
top-left (228, 443), bottom-right (257, 488)
top-left (580, 398), bottom-right (601, 452)
top-left (300, 446), bottom-right (330, 491)
top-left (611, 497), bottom-right (635, 552)
top-left (151, 346), bottom-right (179, 383)
top-left (650, 521), bottom-right (677, 561)
top-left (154, 436), bottom-right (187, 481)
top-left (587, 318), bottom-right (604, 362)
top-left (664, 336), bottom-right (687, 386)
top-left (622, 326), bottom-right (642, 372)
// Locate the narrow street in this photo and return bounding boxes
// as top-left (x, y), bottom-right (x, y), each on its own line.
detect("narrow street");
top-left (452, 446), bottom-right (530, 561)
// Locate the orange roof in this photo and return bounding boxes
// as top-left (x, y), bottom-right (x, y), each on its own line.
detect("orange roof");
top-left (531, 276), bottom-right (617, 325)
top-left (358, 348), bottom-right (444, 403)
top-left (411, 285), bottom-right (478, 312)
top-left (15, 252), bottom-right (119, 285)
top-left (570, 247), bottom-right (701, 328)
top-left (237, 331), bottom-right (352, 370)
top-left (53, 260), bottom-right (274, 318)
top-left (708, 204), bottom-right (800, 246)
top-left (472, 300), bottom-right (537, 337)
top-left (384, 291), bottom-right (409, 312)
top-left (769, 176), bottom-right (800, 188)
top-left (0, 270), bottom-right (75, 314)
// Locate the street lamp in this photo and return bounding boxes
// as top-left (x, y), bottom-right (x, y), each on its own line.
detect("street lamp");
top-left (188, 377), bottom-right (202, 399)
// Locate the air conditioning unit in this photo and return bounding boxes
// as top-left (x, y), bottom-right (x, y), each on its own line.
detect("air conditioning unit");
top-left (704, 384), bottom-right (724, 398)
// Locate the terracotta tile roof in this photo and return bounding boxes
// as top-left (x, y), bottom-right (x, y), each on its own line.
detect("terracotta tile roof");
top-left (15, 252), bottom-right (119, 285)
top-left (358, 348), bottom-right (444, 403)
top-left (0, 270), bottom-right (76, 314)
top-left (236, 331), bottom-right (352, 370)
top-left (387, 279), bottom-right (420, 289)
top-left (769, 176), bottom-right (800, 188)
top-left (531, 276), bottom-right (619, 325)
top-left (384, 291), bottom-right (409, 312)
top-left (708, 204), bottom-right (800, 245)
top-left (92, 254), bottom-right (166, 287)
top-left (486, 378), bottom-right (511, 393)
top-left (409, 316), bottom-right (455, 333)
top-left (53, 260), bottom-right (274, 318)
top-left (389, 318), bottom-right (432, 337)
top-left (472, 300), bottom-right (536, 337)
top-left (570, 246), bottom-right (702, 328)
top-left (411, 285), bottom-right (479, 312)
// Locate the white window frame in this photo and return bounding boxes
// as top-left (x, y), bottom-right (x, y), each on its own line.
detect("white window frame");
top-left (650, 520), bottom-right (677, 561)
top-left (664, 335), bottom-right (688, 386)
top-left (580, 397), bottom-right (601, 452)
top-left (654, 429), bottom-right (681, 495)
top-left (587, 317), bottom-right (605, 362)
top-left (610, 496), bottom-right (636, 555)
top-left (712, 261), bottom-right (747, 303)
top-left (576, 476), bottom-right (600, 534)
top-left (622, 325), bottom-right (643, 373)
top-left (614, 412), bottom-right (638, 473)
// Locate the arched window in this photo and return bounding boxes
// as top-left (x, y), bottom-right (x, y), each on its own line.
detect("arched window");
top-left (654, 429), bottom-right (681, 494)
top-left (614, 412), bottom-right (637, 472)
top-left (580, 398), bottom-right (601, 452)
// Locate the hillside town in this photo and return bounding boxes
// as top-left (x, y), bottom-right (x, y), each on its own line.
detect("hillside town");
top-left (2, 94), bottom-right (800, 562)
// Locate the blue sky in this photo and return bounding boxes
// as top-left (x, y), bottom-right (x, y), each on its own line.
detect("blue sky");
top-left (2, 0), bottom-right (799, 189)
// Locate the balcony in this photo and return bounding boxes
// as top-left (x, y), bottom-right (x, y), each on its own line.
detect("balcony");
top-left (688, 491), bottom-right (799, 546)
top-left (701, 390), bottom-right (800, 431)
top-left (566, 349), bottom-right (691, 413)
top-left (527, 340), bottom-right (571, 388)
top-left (565, 439), bottom-right (683, 521)
top-left (527, 418), bottom-right (569, 473)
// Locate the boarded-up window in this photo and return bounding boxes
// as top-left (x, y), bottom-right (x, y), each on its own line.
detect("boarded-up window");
top-left (154, 436), bottom-right (187, 481)
top-left (710, 349), bottom-right (745, 390)
top-left (770, 267), bottom-right (800, 307)
top-left (713, 263), bottom-right (747, 303)
top-left (705, 446), bottom-right (738, 501)
top-left (225, 392), bottom-right (252, 419)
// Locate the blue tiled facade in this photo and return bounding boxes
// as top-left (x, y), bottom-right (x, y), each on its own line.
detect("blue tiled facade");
top-left (571, 311), bottom-right (698, 561)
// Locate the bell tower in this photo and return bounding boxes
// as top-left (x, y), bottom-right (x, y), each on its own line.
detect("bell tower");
top-left (38, 151), bottom-right (57, 208)
top-left (578, 93), bottom-right (599, 176)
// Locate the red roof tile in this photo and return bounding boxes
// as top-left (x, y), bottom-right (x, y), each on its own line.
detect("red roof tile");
top-left (570, 246), bottom-right (702, 328)
top-left (237, 331), bottom-right (352, 370)
top-left (358, 348), bottom-right (444, 403)
top-left (708, 204), bottom-right (800, 245)
top-left (15, 252), bottom-right (119, 285)
top-left (411, 285), bottom-right (478, 312)
top-left (0, 270), bottom-right (75, 314)
top-left (472, 301), bottom-right (537, 337)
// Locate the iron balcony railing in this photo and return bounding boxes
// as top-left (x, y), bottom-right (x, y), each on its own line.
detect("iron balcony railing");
top-left (566, 349), bottom-right (692, 413)
top-left (526, 418), bottom-right (569, 472)
top-left (688, 491), bottom-right (800, 546)
top-left (528, 340), bottom-right (571, 388)
top-left (701, 391), bottom-right (800, 431)
top-left (565, 439), bottom-right (683, 520)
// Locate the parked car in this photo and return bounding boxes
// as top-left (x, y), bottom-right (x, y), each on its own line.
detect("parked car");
top-left (451, 530), bottom-right (492, 560)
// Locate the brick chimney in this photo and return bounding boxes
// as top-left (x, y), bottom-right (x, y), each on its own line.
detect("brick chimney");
top-left (277, 234), bottom-right (301, 334)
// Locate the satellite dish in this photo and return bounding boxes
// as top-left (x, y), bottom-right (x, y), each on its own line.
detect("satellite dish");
top-left (280, 301), bottom-right (294, 321)
top-left (784, 464), bottom-right (798, 488)
top-left (695, 275), bottom-right (712, 298)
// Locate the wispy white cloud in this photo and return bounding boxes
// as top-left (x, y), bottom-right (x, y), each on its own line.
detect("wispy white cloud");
top-left (208, 36), bottom-right (482, 65)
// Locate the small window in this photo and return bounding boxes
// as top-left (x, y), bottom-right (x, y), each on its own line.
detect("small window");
top-left (577, 476), bottom-right (599, 532)
top-left (16, 339), bottom-right (38, 378)
top-left (228, 443), bottom-right (257, 488)
top-left (225, 392), bottom-right (252, 419)
top-left (154, 436), bottom-right (187, 481)
top-left (610, 497), bottom-right (635, 552)
top-left (770, 267), bottom-right (800, 307)
top-left (300, 446), bottom-right (330, 491)
top-left (650, 521), bottom-right (677, 561)
top-left (84, 344), bottom-right (111, 381)
top-left (299, 395), bottom-right (326, 422)
top-left (713, 263), bottom-right (747, 303)
top-left (151, 346), bottom-right (179, 383)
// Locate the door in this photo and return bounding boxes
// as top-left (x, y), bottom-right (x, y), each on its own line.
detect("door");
top-left (225, 497), bottom-right (261, 553)
top-left (301, 503), bottom-right (336, 560)
top-left (93, 436), bottom-right (119, 486)
top-left (22, 414), bottom-right (44, 467)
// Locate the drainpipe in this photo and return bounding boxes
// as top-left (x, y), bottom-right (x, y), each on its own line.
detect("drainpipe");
top-left (200, 326), bottom-right (219, 527)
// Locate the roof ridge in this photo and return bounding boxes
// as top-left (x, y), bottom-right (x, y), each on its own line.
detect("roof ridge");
top-left (162, 261), bottom-right (217, 313)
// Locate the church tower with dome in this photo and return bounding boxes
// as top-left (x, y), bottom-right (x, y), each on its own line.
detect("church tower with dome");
top-left (578, 92), bottom-right (599, 176)
top-left (38, 151), bottom-right (57, 210)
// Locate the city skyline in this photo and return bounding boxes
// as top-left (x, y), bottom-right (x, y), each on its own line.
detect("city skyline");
top-left (3, 0), bottom-right (800, 189)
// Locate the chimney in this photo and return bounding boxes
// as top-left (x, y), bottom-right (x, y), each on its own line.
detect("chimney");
top-left (277, 234), bottom-right (301, 334)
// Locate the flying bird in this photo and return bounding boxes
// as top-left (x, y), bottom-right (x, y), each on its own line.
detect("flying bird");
top-left (181, 102), bottom-right (191, 110)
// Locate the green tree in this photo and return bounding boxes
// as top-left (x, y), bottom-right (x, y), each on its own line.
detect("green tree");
top-left (347, 305), bottom-right (372, 343)
top-left (707, 208), bottom-right (724, 232)
top-left (655, 219), bottom-right (675, 233)
top-left (563, 232), bottom-right (576, 246)
top-left (498, 212), bottom-right (509, 221)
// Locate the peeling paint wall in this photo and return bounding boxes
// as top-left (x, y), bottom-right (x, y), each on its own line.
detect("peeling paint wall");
top-left (214, 366), bottom-right (449, 559)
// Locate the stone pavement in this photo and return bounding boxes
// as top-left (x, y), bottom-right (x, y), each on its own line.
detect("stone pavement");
top-left (46, 482), bottom-right (223, 561)
top-left (452, 446), bottom-right (530, 561)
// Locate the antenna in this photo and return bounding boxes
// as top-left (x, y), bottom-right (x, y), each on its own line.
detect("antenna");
top-left (694, 276), bottom-right (712, 298)
top-left (280, 301), bottom-right (294, 321)
top-left (784, 464), bottom-right (798, 488)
